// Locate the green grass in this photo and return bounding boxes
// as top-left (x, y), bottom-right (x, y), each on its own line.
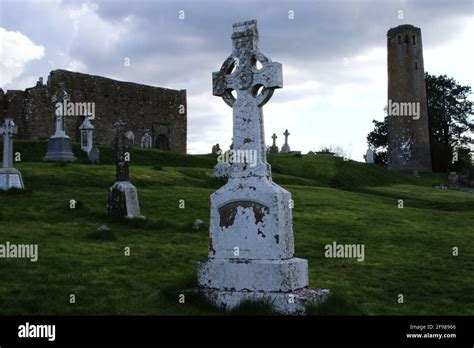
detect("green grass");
top-left (0, 142), bottom-right (473, 315)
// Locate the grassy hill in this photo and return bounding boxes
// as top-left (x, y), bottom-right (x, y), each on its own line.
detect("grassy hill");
top-left (0, 141), bottom-right (473, 315)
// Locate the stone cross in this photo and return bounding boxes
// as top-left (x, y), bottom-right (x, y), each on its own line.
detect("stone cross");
top-left (212, 19), bottom-right (282, 178)
top-left (112, 120), bottom-right (130, 182)
top-left (1, 119), bottom-right (18, 168)
top-left (271, 133), bottom-right (277, 147)
top-left (51, 82), bottom-right (70, 137)
top-left (283, 129), bottom-right (290, 145)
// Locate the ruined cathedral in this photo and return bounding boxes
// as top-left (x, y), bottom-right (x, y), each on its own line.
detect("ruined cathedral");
top-left (0, 69), bottom-right (187, 153)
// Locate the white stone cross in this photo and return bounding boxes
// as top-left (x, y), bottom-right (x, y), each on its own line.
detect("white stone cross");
top-left (0, 119), bottom-right (18, 169)
top-left (51, 82), bottom-right (70, 137)
top-left (212, 20), bottom-right (282, 178)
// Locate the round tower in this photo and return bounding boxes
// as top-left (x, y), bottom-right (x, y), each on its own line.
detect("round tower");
top-left (387, 24), bottom-right (432, 172)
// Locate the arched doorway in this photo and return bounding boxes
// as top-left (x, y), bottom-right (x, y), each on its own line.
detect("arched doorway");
top-left (154, 134), bottom-right (170, 150)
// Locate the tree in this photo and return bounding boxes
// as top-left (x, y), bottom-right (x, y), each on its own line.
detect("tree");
top-left (367, 73), bottom-right (473, 172)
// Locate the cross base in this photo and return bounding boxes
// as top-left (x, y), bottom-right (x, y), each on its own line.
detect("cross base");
top-left (0, 168), bottom-right (25, 191)
top-left (199, 287), bottom-right (330, 315)
top-left (43, 136), bottom-right (76, 162)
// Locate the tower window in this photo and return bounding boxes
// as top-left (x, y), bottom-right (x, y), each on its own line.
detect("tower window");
top-left (412, 35), bottom-right (416, 45)
top-left (415, 61), bottom-right (418, 70)
top-left (398, 35), bottom-right (402, 44)
top-left (404, 35), bottom-right (409, 44)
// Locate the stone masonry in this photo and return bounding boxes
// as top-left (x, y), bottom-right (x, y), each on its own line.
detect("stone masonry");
top-left (0, 70), bottom-right (187, 153)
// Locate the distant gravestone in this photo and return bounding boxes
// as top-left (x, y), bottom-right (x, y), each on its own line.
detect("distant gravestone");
top-left (280, 129), bottom-right (291, 153)
top-left (107, 120), bottom-right (144, 219)
top-left (448, 172), bottom-right (459, 189)
top-left (43, 83), bottom-right (76, 162)
top-left (0, 119), bottom-right (24, 190)
top-left (141, 129), bottom-right (152, 149)
top-left (88, 147), bottom-right (100, 163)
top-left (365, 148), bottom-right (374, 164)
top-left (269, 133), bottom-right (279, 153)
top-left (198, 20), bottom-right (329, 314)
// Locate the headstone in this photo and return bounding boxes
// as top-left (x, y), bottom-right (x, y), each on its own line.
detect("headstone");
top-left (126, 131), bottom-right (135, 146)
top-left (269, 133), bottom-right (279, 153)
top-left (365, 148), bottom-right (374, 164)
top-left (43, 83), bottom-right (76, 162)
top-left (107, 120), bottom-right (144, 219)
top-left (448, 172), bottom-right (459, 189)
top-left (280, 129), bottom-right (291, 153)
top-left (79, 117), bottom-right (94, 153)
top-left (88, 147), bottom-right (100, 163)
top-left (193, 219), bottom-right (205, 231)
top-left (0, 119), bottom-right (25, 190)
top-left (212, 143), bottom-right (221, 155)
top-left (141, 129), bottom-right (152, 149)
top-left (198, 20), bottom-right (329, 314)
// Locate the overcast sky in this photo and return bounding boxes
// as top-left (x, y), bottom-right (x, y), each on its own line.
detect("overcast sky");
top-left (1, 0), bottom-right (473, 159)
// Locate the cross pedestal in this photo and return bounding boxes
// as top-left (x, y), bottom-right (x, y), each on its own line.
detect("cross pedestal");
top-left (107, 120), bottom-right (144, 219)
top-left (43, 83), bottom-right (76, 162)
top-left (0, 119), bottom-right (24, 190)
top-left (198, 20), bottom-right (329, 314)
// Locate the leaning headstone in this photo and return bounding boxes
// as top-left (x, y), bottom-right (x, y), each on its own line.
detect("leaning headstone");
top-left (269, 133), bottom-right (279, 153)
top-left (107, 120), bottom-right (144, 219)
top-left (198, 20), bottom-right (329, 314)
top-left (88, 147), bottom-right (100, 164)
top-left (280, 129), bottom-right (291, 153)
top-left (365, 148), bottom-right (374, 164)
top-left (141, 129), bottom-right (152, 149)
top-left (43, 83), bottom-right (76, 162)
top-left (0, 119), bottom-right (24, 190)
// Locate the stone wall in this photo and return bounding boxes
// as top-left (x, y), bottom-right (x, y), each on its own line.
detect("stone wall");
top-left (387, 24), bottom-right (432, 172)
top-left (1, 70), bottom-right (187, 153)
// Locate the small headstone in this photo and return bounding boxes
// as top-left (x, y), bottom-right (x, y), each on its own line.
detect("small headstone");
top-left (0, 119), bottom-right (25, 190)
top-left (107, 120), bottom-right (144, 219)
top-left (448, 172), bottom-right (459, 189)
top-left (43, 83), bottom-right (76, 162)
top-left (365, 148), bottom-right (374, 164)
top-left (269, 133), bottom-right (279, 153)
top-left (141, 129), bottom-right (152, 149)
top-left (198, 20), bottom-right (329, 314)
top-left (88, 147), bottom-right (100, 163)
top-left (79, 117), bottom-right (94, 153)
top-left (193, 219), bottom-right (205, 231)
top-left (280, 129), bottom-right (291, 153)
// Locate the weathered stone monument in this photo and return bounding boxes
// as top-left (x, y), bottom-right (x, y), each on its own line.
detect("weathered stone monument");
top-left (0, 119), bottom-right (24, 190)
top-left (140, 129), bottom-right (152, 149)
top-left (280, 129), bottom-right (291, 153)
top-left (79, 117), bottom-right (94, 153)
top-left (269, 133), bottom-right (279, 153)
top-left (43, 83), bottom-right (76, 162)
top-left (107, 120), bottom-right (143, 219)
top-left (198, 20), bottom-right (329, 314)
top-left (365, 148), bottom-right (374, 164)
top-left (386, 24), bottom-right (432, 172)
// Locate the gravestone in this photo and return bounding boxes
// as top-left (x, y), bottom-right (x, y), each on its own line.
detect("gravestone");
top-left (280, 129), bottom-right (291, 153)
top-left (365, 148), bottom-right (374, 164)
top-left (43, 83), bottom-right (76, 162)
top-left (88, 147), bottom-right (100, 163)
top-left (448, 172), bottom-right (459, 189)
top-left (269, 133), bottom-right (279, 153)
top-left (0, 119), bottom-right (24, 190)
top-left (79, 117), bottom-right (94, 153)
top-left (107, 120), bottom-right (144, 219)
top-left (141, 129), bottom-right (152, 149)
top-left (198, 20), bottom-right (329, 314)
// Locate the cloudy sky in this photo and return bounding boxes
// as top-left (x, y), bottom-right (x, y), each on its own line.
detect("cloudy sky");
top-left (0, 0), bottom-right (473, 159)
